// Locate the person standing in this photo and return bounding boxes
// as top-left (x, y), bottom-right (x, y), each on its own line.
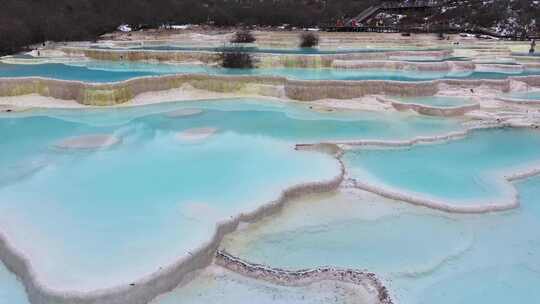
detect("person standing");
top-left (530, 39), bottom-right (536, 54)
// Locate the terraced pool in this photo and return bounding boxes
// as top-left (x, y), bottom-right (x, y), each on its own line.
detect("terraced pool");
top-left (0, 98), bottom-right (465, 294)
top-left (387, 96), bottom-right (476, 108)
top-left (344, 128), bottom-right (540, 209)
top-left (1, 45), bottom-right (539, 304)
top-left (1, 60), bottom-right (539, 83)
top-left (504, 90), bottom-right (540, 102)
top-left (221, 174), bottom-right (540, 304)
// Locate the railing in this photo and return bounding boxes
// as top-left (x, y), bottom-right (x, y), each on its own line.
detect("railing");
top-left (346, 0), bottom-right (446, 27)
top-left (381, 0), bottom-right (445, 9)
top-left (323, 25), bottom-right (403, 33)
top-left (354, 5), bottom-right (381, 22)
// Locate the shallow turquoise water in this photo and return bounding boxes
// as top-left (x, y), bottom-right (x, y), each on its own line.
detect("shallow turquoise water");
top-left (0, 263), bottom-right (28, 304)
top-left (225, 212), bottom-right (471, 273)
top-left (0, 103), bottom-right (336, 291)
top-left (505, 90), bottom-right (540, 101)
top-left (0, 129), bottom-right (337, 291)
top-left (0, 60), bottom-right (538, 83)
top-left (344, 128), bottom-right (540, 205)
top-left (388, 96), bottom-right (475, 108)
top-left (2, 96), bottom-right (538, 302)
top-left (222, 175), bottom-right (540, 304)
top-left (2, 98), bottom-right (463, 143)
top-left (512, 52), bottom-right (540, 57)
top-left (0, 98), bottom-right (464, 292)
top-left (0, 62), bottom-right (156, 82)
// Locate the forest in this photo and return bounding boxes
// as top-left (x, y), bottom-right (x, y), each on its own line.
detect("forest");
top-left (0, 0), bottom-right (537, 55)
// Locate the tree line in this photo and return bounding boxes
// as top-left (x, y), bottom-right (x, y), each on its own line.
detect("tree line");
top-left (0, 0), bottom-right (537, 55)
top-left (0, 0), bottom-right (378, 55)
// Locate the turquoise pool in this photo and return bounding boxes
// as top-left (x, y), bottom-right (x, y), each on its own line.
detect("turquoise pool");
top-left (3, 98), bottom-right (463, 142)
top-left (1, 60), bottom-right (538, 83)
top-left (387, 96), bottom-right (476, 108)
top-left (344, 128), bottom-right (540, 207)
top-left (221, 174), bottom-right (540, 304)
top-left (0, 98), bottom-right (464, 292)
top-left (504, 90), bottom-right (540, 102)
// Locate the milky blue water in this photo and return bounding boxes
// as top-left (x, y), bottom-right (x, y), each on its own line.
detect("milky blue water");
top-left (388, 96), bottom-right (475, 108)
top-left (0, 263), bottom-right (28, 304)
top-left (344, 128), bottom-right (540, 206)
top-left (221, 174), bottom-right (540, 304)
top-left (0, 98), bottom-right (465, 292)
top-left (1, 61), bottom-right (538, 83)
top-left (224, 207), bottom-right (471, 273)
top-left (3, 98), bottom-right (463, 142)
top-left (505, 90), bottom-right (540, 102)
top-left (512, 52), bottom-right (540, 57)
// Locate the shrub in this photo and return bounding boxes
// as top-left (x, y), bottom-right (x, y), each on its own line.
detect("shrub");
top-left (231, 30), bottom-right (256, 43)
top-left (220, 51), bottom-right (254, 68)
top-left (299, 32), bottom-right (319, 48)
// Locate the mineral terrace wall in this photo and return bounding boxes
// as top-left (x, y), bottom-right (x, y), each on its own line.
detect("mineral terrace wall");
top-left (62, 48), bottom-right (220, 63)
top-left (62, 48), bottom-right (456, 69)
top-left (376, 96), bottom-right (480, 117)
top-left (0, 158), bottom-right (346, 304)
top-left (1, 75), bottom-right (537, 105)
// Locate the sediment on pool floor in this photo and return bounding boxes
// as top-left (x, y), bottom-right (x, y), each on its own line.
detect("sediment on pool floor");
top-left (53, 134), bottom-right (121, 150)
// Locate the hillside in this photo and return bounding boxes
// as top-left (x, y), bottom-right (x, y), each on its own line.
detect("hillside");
top-left (0, 0), bottom-right (537, 55)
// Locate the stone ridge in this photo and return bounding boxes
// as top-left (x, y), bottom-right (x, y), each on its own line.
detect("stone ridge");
top-left (215, 250), bottom-right (393, 304)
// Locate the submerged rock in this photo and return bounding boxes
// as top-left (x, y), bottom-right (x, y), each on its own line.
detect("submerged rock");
top-left (54, 134), bottom-right (121, 150)
top-left (176, 127), bottom-right (218, 141)
top-left (165, 109), bottom-right (203, 118)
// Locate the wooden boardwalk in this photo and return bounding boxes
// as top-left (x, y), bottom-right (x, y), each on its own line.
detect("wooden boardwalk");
top-left (347, 0), bottom-right (447, 25)
top-left (323, 0), bottom-right (536, 39)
